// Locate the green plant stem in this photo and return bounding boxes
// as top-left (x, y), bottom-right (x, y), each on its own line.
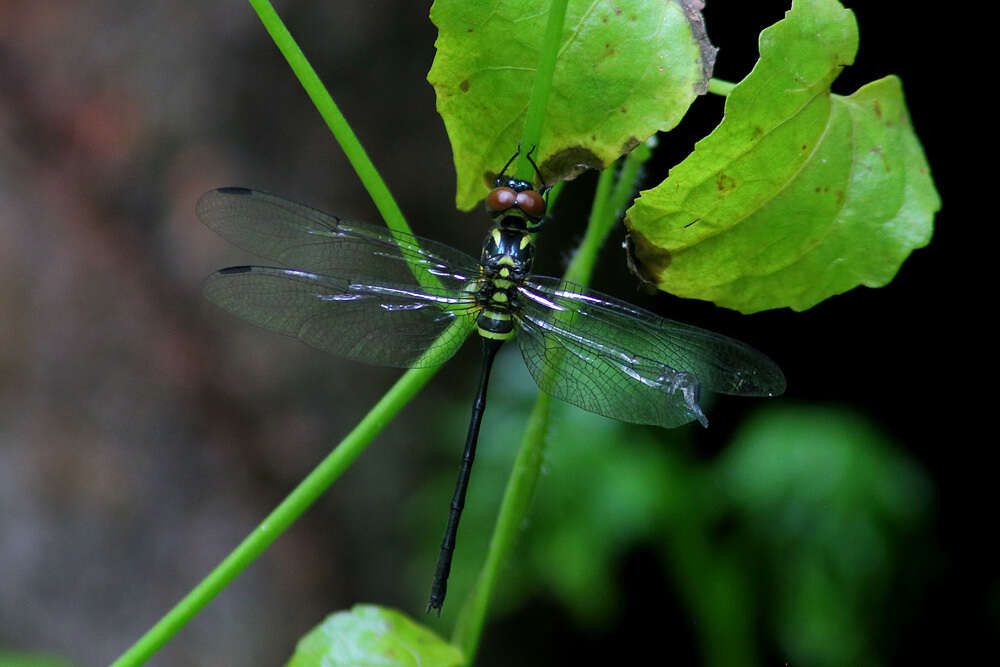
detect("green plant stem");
top-left (545, 181), bottom-right (565, 211)
top-left (606, 137), bottom-right (654, 220)
top-left (567, 167), bottom-right (617, 281)
top-left (450, 390), bottom-right (553, 659)
top-left (110, 364), bottom-right (443, 667)
top-left (451, 164), bottom-right (619, 661)
top-left (249, 0), bottom-right (451, 294)
top-left (514, 0), bottom-right (569, 181)
top-left (708, 77), bottom-right (736, 97)
top-left (247, 0), bottom-right (411, 238)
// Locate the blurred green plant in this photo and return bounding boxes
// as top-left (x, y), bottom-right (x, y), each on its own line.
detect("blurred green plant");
top-left (412, 356), bottom-right (933, 666)
top-left (718, 406), bottom-right (933, 666)
top-left (0, 653), bottom-right (71, 667)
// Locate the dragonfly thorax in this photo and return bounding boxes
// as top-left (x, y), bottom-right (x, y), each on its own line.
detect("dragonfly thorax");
top-left (475, 226), bottom-right (534, 340)
top-left (480, 226), bottom-right (534, 278)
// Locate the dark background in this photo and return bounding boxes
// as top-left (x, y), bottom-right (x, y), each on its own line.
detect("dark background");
top-left (0, 1), bottom-right (978, 665)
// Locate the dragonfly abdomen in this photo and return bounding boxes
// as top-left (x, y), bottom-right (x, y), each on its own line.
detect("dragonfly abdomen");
top-left (476, 308), bottom-right (515, 340)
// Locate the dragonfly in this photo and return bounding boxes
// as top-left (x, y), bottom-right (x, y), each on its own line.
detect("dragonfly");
top-left (197, 154), bottom-right (785, 614)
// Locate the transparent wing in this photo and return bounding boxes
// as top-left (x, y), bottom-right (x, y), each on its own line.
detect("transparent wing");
top-left (197, 187), bottom-right (481, 290)
top-left (204, 266), bottom-right (478, 368)
top-left (514, 276), bottom-right (786, 428)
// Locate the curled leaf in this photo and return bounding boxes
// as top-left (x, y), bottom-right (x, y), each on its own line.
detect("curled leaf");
top-left (626, 0), bottom-right (939, 313)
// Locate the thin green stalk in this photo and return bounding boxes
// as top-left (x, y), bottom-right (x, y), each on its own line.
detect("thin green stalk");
top-left (514, 0), bottom-right (569, 181)
top-left (567, 167), bottom-right (617, 281)
top-left (247, 0), bottom-right (410, 238)
top-left (246, 0), bottom-right (459, 293)
top-left (245, 0), bottom-right (475, 437)
top-left (450, 391), bottom-right (554, 659)
top-left (606, 137), bottom-right (655, 222)
top-left (545, 181), bottom-right (565, 211)
top-left (110, 364), bottom-right (443, 667)
top-left (451, 165), bottom-right (619, 661)
top-left (708, 77), bottom-right (736, 97)
top-left (567, 140), bottom-right (656, 285)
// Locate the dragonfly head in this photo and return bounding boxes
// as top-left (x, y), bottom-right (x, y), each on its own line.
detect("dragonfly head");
top-left (487, 145), bottom-right (549, 231)
top-left (486, 178), bottom-right (547, 229)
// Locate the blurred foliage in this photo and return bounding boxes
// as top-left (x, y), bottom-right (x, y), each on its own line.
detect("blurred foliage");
top-left (717, 406), bottom-right (933, 666)
top-left (0, 653), bottom-right (71, 667)
top-left (409, 348), bottom-right (933, 665)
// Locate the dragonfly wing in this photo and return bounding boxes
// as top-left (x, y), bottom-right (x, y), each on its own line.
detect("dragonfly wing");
top-left (513, 276), bottom-right (785, 428)
top-left (197, 188), bottom-right (481, 290)
top-left (204, 266), bottom-right (478, 368)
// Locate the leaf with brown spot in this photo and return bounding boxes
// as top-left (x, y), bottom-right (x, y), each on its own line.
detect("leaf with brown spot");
top-left (625, 0), bottom-right (939, 313)
top-left (429, 0), bottom-right (716, 209)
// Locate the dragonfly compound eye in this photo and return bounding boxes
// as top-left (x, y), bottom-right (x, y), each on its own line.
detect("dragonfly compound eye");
top-left (515, 190), bottom-right (546, 218)
top-left (487, 187), bottom-right (518, 212)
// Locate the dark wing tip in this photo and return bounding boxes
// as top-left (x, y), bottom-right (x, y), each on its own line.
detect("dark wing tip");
top-left (760, 363), bottom-right (787, 396)
top-left (216, 186), bottom-right (254, 196)
top-left (217, 265), bottom-right (254, 275)
top-left (726, 354), bottom-right (786, 397)
top-left (196, 187), bottom-right (255, 224)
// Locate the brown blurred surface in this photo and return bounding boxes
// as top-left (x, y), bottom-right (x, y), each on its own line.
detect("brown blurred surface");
top-left (0, 2), bottom-right (475, 664)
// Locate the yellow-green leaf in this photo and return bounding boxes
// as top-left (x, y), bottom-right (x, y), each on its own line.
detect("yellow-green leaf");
top-left (625, 0), bottom-right (939, 313)
top-left (285, 605), bottom-right (464, 667)
top-left (429, 0), bottom-right (716, 210)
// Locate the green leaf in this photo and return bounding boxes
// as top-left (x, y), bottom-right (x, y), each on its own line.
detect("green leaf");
top-left (429, 0), bottom-right (716, 210)
top-left (285, 605), bottom-right (464, 667)
top-left (625, 0), bottom-right (940, 313)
